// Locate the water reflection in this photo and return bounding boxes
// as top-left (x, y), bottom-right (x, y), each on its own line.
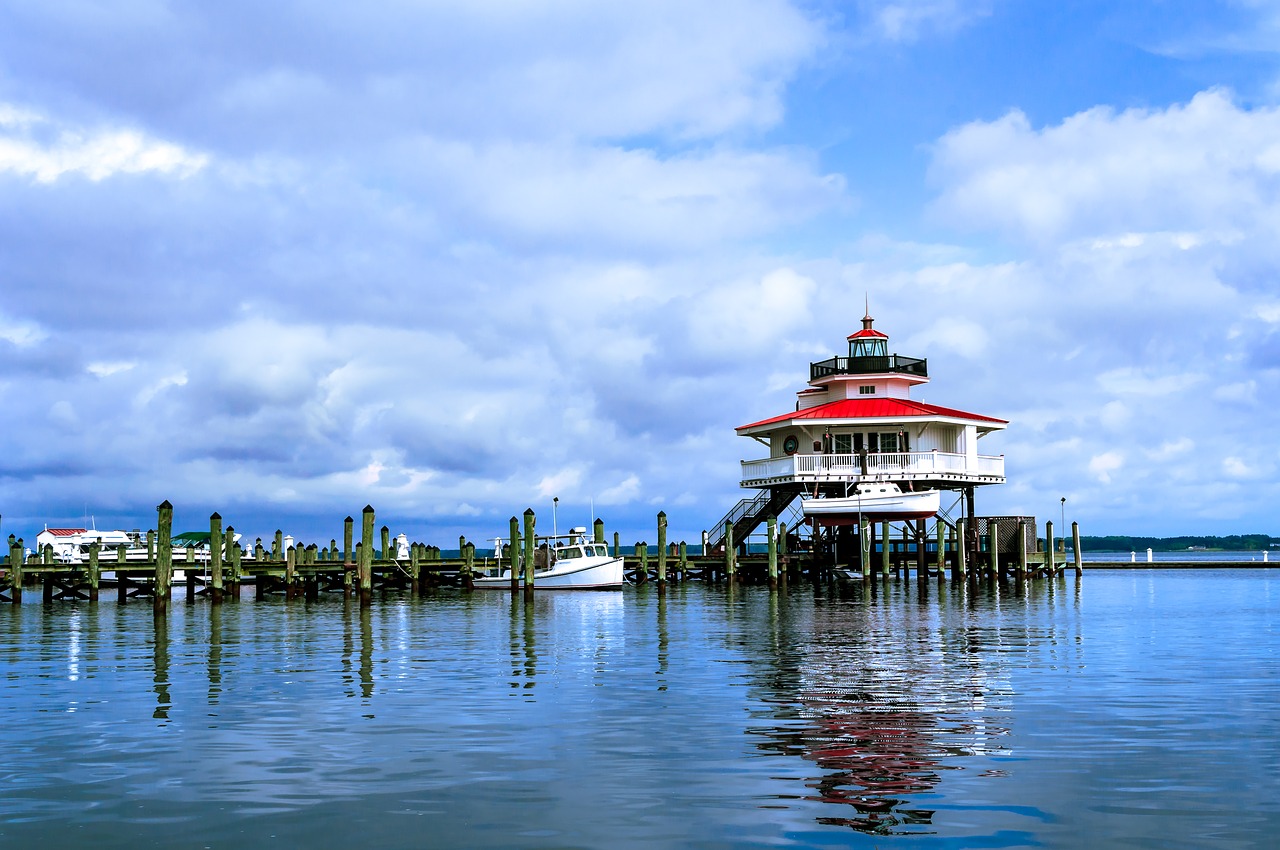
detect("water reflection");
top-left (152, 615), bottom-right (170, 722)
top-left (509, 593), bottom-right (538, 694)
top-left (744, 580), bottom-right (1020, 835)
top-left (208, 603), bottom-right (222, 707)
top-left (359, 604), bottom-right (374, 704)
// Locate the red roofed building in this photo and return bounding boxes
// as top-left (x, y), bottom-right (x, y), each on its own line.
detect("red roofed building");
top-left (711, 309), bottom-right (1007, 552)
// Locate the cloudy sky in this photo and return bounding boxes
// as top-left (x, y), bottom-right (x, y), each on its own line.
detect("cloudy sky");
top-left (3, 0), bottom-right (1280, 547)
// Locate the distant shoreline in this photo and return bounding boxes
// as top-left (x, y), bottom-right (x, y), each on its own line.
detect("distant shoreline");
top-left (1079, 562), bottom-right (1278, 569)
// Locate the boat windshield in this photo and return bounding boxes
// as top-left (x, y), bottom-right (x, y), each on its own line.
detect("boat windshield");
top-left (557, 546), bottom-right (583, 559)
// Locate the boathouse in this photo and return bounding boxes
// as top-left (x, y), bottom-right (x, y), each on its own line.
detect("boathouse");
top-left (715, 308), bottom-right (1009, 566)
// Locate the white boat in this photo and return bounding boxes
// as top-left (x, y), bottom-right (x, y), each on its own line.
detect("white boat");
top-left (802, 481), bottom-right (940, 523)
top-left (473, 527), bottom-right (625, 590)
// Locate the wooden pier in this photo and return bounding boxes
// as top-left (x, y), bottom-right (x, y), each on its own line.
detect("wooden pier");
top-left (1, 501), bottom-right (1086, 611)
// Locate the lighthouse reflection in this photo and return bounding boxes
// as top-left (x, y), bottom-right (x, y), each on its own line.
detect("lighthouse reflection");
top-left (744, 583), bottom-right (1014, 835)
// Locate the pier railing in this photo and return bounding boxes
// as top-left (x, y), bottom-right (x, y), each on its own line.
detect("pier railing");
top-left (740, 450), bottom-right (1004, 486)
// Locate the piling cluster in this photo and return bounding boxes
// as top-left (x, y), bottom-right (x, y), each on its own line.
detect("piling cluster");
top-left (1, 502), bottom-right (1082, 614)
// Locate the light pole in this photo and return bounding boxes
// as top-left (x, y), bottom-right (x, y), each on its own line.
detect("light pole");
top-left (1060, 497), bottom-right (1066, 552)
top-left (553, 497), bottom-right (559, 541)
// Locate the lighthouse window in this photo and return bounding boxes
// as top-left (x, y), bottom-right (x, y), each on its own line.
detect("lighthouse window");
top-left (859, 385), bottom-right (875, 395)
top-left (878, 432), bottom-right (899, 453)
top-left (834, 435), bottom-right (852, 454)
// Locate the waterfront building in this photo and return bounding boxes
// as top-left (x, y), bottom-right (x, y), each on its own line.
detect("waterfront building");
top-left (717, 308), bottom-right (1007, 556)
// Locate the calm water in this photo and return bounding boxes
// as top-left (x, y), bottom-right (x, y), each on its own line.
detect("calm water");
top-left (1, 571), bottom-right (1277, 849)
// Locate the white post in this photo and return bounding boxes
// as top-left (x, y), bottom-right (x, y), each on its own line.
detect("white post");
top-left (1146, 547), bottom-right (1153, 563)
top-left (1130, 551), bottom-right (1136, 563)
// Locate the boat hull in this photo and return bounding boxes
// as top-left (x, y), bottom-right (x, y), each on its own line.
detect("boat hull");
top-left (472, 556), bottom-right (625, 590)
top-left (802, 489), bottom-right (940, 523)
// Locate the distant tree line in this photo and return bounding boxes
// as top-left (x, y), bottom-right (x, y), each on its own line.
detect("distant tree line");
top-left (1079, 535), bottom-right (1278, 552)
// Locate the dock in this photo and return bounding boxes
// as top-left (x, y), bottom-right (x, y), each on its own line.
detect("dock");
top-left (1, 501), bottom-right (1100, 612)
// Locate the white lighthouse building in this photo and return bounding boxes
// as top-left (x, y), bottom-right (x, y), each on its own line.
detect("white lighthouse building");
top-left (714, 309), bottom-right (1007, 555)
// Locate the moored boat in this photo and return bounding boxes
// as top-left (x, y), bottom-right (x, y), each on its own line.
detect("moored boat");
top-left (473, 527), bottom-right (624, 590)
top-left (802, 481), bottom-right (939, 523)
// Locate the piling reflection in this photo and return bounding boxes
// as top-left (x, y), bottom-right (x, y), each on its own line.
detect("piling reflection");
top-left (656, 589), bottom-right (668, 691)
top-left (745, 581), bottom-right (1019, 836)
top-left (208, 603), bottom-right (222, 707)
top-left (509, 593), bottom-right (538, 694)
top-left (152, 615), bottom-right (171, 722)
top-left (359, 604), bottom-right (374, 704)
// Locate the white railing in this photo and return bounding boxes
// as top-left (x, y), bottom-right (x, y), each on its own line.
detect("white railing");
top-left (740, 451), bottom-right (1005, 483)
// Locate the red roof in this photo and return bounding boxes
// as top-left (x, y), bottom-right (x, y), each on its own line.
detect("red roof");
top-left (737, 397), bottom-right (1007, 432)
top-left (846, 329), bottom-right (888, 340)
top-left (42, 528), bottom-right (87, 536)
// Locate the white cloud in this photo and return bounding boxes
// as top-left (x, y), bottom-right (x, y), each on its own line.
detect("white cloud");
top-left (1088, 451), bottom-right (1124, 484)
top-left (693, 267), bottom-right (819, 355)
top-left (135, 372), bottom-right (188, 406)
top-left (401, 140), bottom-right (845, 250)
top-left (1099, 401), bottom-right (1131, 430)
top-left (537, 468), bottom-right (584, 500)
top-left (1146, 437), bottom-right (1194, 460)
top-left (87, 361), bottom-right (136, 377)
top-left (1223, 456), bottom-right (1266, 479)
top-left (1097, 368), bottom-right (1205, 397)
top-left (598, 474), bottom-right (642, 505)
top-left (929, 90), bottom-right (1280, 244)
top-left (905, 317), bottom-right (989, 359)
top-left (1214, 380), bottom-right (1257, 403)
top-left (864, 0), bottom-right (993, 43)
top-left (0, 105), bottom-right (208, 183)
top-left (0, 316), bottom-right (47, 346)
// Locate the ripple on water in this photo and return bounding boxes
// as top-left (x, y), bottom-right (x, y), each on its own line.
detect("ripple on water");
top-left (0, 574), bottom-right (1277, 848)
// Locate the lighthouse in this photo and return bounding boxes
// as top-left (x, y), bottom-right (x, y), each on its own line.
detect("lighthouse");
top-left (714, 308), bottom-right (1007, 562)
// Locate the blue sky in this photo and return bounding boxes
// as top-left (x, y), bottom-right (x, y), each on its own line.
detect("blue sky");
top-left (2, 1), bottom-right (1279, 548)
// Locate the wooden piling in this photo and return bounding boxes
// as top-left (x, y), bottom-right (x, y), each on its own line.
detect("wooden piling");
top-left (1018, 518), bottom-right (1029, 578)
top-left (949, 523), bottom-right (960, 581)
top-left (88, 541), bottom-right (100, 602)
top-left (1045, 520), bottom-right (1055, 577)
top-left (657, 512), bottom-right (668, 584)
top-left (767, 515), bottom-right (778, 587)
top-left (1072, 521), bottom-right (1082, 575)
top-left (230, 529), bottom-right (244, 599)
top-left (880, 522), bottom-right (890, 578)
top-left (409, 540), bottom-right (421, 595)
top-left (859, 517), bottom-right (871, 580)
top-left (990, 520), bottom-right (1000, 580)
top-left (936, 522), bottom-right (945, 582)
top-left (155, 500), bottom-right (173, 614)
top-left (463, 541), bottom-right (474, 588)
top-left (509, 516), bottom-right (520, 593)
top-left (6, 539), bottom-right (20, 604)
top-left (146, 529), bottom-right (156, 563)
top-left (210, 512), bottom-right (224, 603)
top-left (343, 516), bottom-right (354, 565)
top-left (522, 509), bottom-right (535, 592)
top-left (594, 518), bottom-right (605, 545)
top-left (724, 519), bottom-right (736, 580)
top-left (678, 541), bottom-right (688, 578)
top-left (360, 505), bottom-right (374, 606)
top-left (957, 518), bottom-right (967, 580)
top-left (286, 546), bottom-right (297, 599)
top-left (117, 545), bottom-right (128, 604)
